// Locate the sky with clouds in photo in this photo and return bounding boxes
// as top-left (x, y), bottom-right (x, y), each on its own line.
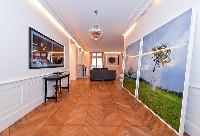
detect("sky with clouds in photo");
top-left (140, 9), bottom-right (192, 92)
top-left (125, 40), bottom-right (140, 78)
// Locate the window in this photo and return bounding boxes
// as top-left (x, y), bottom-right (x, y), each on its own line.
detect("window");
top-left (91, 52), bottom-right (103, 68)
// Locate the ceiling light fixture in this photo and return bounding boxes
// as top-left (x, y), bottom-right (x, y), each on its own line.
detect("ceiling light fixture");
top-left (89, 10), bottom-right (104, 41)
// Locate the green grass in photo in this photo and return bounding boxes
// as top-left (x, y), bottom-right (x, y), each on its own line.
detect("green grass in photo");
top-left (138, 80), bottom-right (182, 131)
top-left (123, 75), bottom-right (136, 95)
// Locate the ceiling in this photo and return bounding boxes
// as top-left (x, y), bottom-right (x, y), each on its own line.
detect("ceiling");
top-left (40, 0), bottom-right (151, 52)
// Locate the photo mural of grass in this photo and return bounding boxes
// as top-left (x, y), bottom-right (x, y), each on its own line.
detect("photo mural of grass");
top-left (123, 40), bottom-right (140, 95)
top-left (139, 45), bottom-right (188, 131)
top-left (123, 74), bottom-right (136, 95)
top-left (139, 79), bottom-right (182, 131)
top-left (139, 9), bottom-right (192, 132)
top-left (123, 9), bottom-right (193, 133)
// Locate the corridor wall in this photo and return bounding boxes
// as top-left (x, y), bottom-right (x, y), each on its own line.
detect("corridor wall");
top-left (0, 0), bottom-right (70, 132)
top-left (124, 1), bottom-right (200, 135)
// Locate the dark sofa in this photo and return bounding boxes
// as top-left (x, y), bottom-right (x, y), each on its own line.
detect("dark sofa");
top-left (90, 68), bottom-right (116, 81)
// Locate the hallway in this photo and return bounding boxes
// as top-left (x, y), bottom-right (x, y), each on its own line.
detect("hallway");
top-left (6, 80), bottom-right (176, 136)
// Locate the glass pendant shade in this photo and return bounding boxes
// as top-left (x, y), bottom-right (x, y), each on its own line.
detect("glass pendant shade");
top-left (89, 25), bottom-right (103, 41)
top-left (89, 10), bottom-right (104, 41)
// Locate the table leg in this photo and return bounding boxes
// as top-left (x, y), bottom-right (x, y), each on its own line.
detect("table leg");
top-left (56, 80), bottom-right (58, 102)
top-left (60, 79), bottom-right (62, 93)
top-left (45, 79), bottom-right (47, 103)
top-left (68, 75), bottom-right (69, 92)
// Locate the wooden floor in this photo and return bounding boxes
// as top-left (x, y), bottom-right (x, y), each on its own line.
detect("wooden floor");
top-left (2, 79), bottom-right (177, 136)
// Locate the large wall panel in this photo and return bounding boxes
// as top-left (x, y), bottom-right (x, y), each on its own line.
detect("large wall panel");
top-left (0, 76), bottom-right (57, 132)
top-left (124, 1), bottom-right (200, 135)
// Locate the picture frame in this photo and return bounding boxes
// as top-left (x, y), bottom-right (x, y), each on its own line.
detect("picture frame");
top-left (106, 54), bottom-right (119, 66)
top-left (123, 7), bottom-right (197, 135)
top-left (29, 27), bottom-right (64, 69)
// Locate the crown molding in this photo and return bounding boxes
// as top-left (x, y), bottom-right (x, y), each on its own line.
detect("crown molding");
top-left (38, 0), bottom-right (87, 50)
top-left (120, 0), bottom-right (154, 36)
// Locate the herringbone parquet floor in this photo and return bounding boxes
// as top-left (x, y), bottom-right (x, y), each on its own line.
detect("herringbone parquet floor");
top-left (3, 79), bottom-right (177, 136)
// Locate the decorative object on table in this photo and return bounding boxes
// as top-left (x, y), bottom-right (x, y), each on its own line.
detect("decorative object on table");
top-left (29, 27), bottom-right (64, 69)
top-left (89, 10), bottom-right (104, 41)
top-left (106, 54), bottom-right (119, 66)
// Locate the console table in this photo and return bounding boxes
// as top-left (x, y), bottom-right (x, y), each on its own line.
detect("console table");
top-left (43, 73), bottom-right (70, 102)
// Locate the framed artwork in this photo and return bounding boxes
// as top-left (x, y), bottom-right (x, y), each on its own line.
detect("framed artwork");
top-left (138, 9), bottom-right (195, 134)
top-left (123, 8), bottom-right (196, 135)
top-left (123, 39), bottom-right (141, 96)
top-left (29, 27), bottom-right (64, 69)
top-left (106, 54), bottom-right (119, 66)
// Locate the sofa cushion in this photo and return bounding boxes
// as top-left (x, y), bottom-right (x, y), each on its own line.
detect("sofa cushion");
top-left (101, 70), bottom-right (116, 80)
top-left (90, 70), bottom-right (103, 81)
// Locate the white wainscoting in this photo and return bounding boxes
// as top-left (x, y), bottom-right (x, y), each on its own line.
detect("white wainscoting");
top-left (0, 75), bottom-right (66, 132)
top-left (185, 85), bottom-right (200, 136)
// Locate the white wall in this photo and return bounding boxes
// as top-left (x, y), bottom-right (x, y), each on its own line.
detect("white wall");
top-left (0, 0), bottom-right (70, 132)
top-left (124, 0), bottom-right (200, 135)
top-left (69, 39), bottom-right (88, 80)
top-left (78, 49), bottom-right (85, 65)
top-left (103, 53), bottom-right (123, 79)
top-left (84, 53), bottom-right (90, 68)
top-left (186, 6), bottom-right (200, 136)
top-left (0, 0), bottom-right (70, 83)
top-left (84, 52), bottom-right (91, 76)
top-left (69, 42), bottom-right (78, 80)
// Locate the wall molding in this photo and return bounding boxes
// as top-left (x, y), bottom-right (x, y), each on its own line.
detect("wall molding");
top-left (188, 85), bottom-right (200, 98)
top-left (185, 85), bottom-right (200, 135)
top-left (0, 74), bottom-right (59, 132)
top-left (0, 95), bottom-right (43, 133)
top-left (0, 69), bottom-right (70, 85)
top-left (0, 84), bottom-right (23, 119)
top-left (185, 114), bottom-right (200, 136)
top-left (120, 0), bottom-right (153, 36)
top-left (189, 82), bottom-right (200, 89)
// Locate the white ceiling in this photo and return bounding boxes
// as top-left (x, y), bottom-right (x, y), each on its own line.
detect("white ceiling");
top-left (40, 0), bottom-right (151, 52)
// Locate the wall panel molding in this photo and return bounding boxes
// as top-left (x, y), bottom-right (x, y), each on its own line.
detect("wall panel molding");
top-left (0, 83), bottom-right (23, 119)
top-left (189, 82), bottom-right (200, 89)
top-left (0, 76), bottom-right (50, 133)
top-left (185, 114), bottom-right (200, 136)
top-left (185, 86), bottom-right (200, 135)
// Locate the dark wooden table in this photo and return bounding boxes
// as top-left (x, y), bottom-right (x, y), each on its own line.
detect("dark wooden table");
top-left (43, 73), bottom-right (70, 102)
